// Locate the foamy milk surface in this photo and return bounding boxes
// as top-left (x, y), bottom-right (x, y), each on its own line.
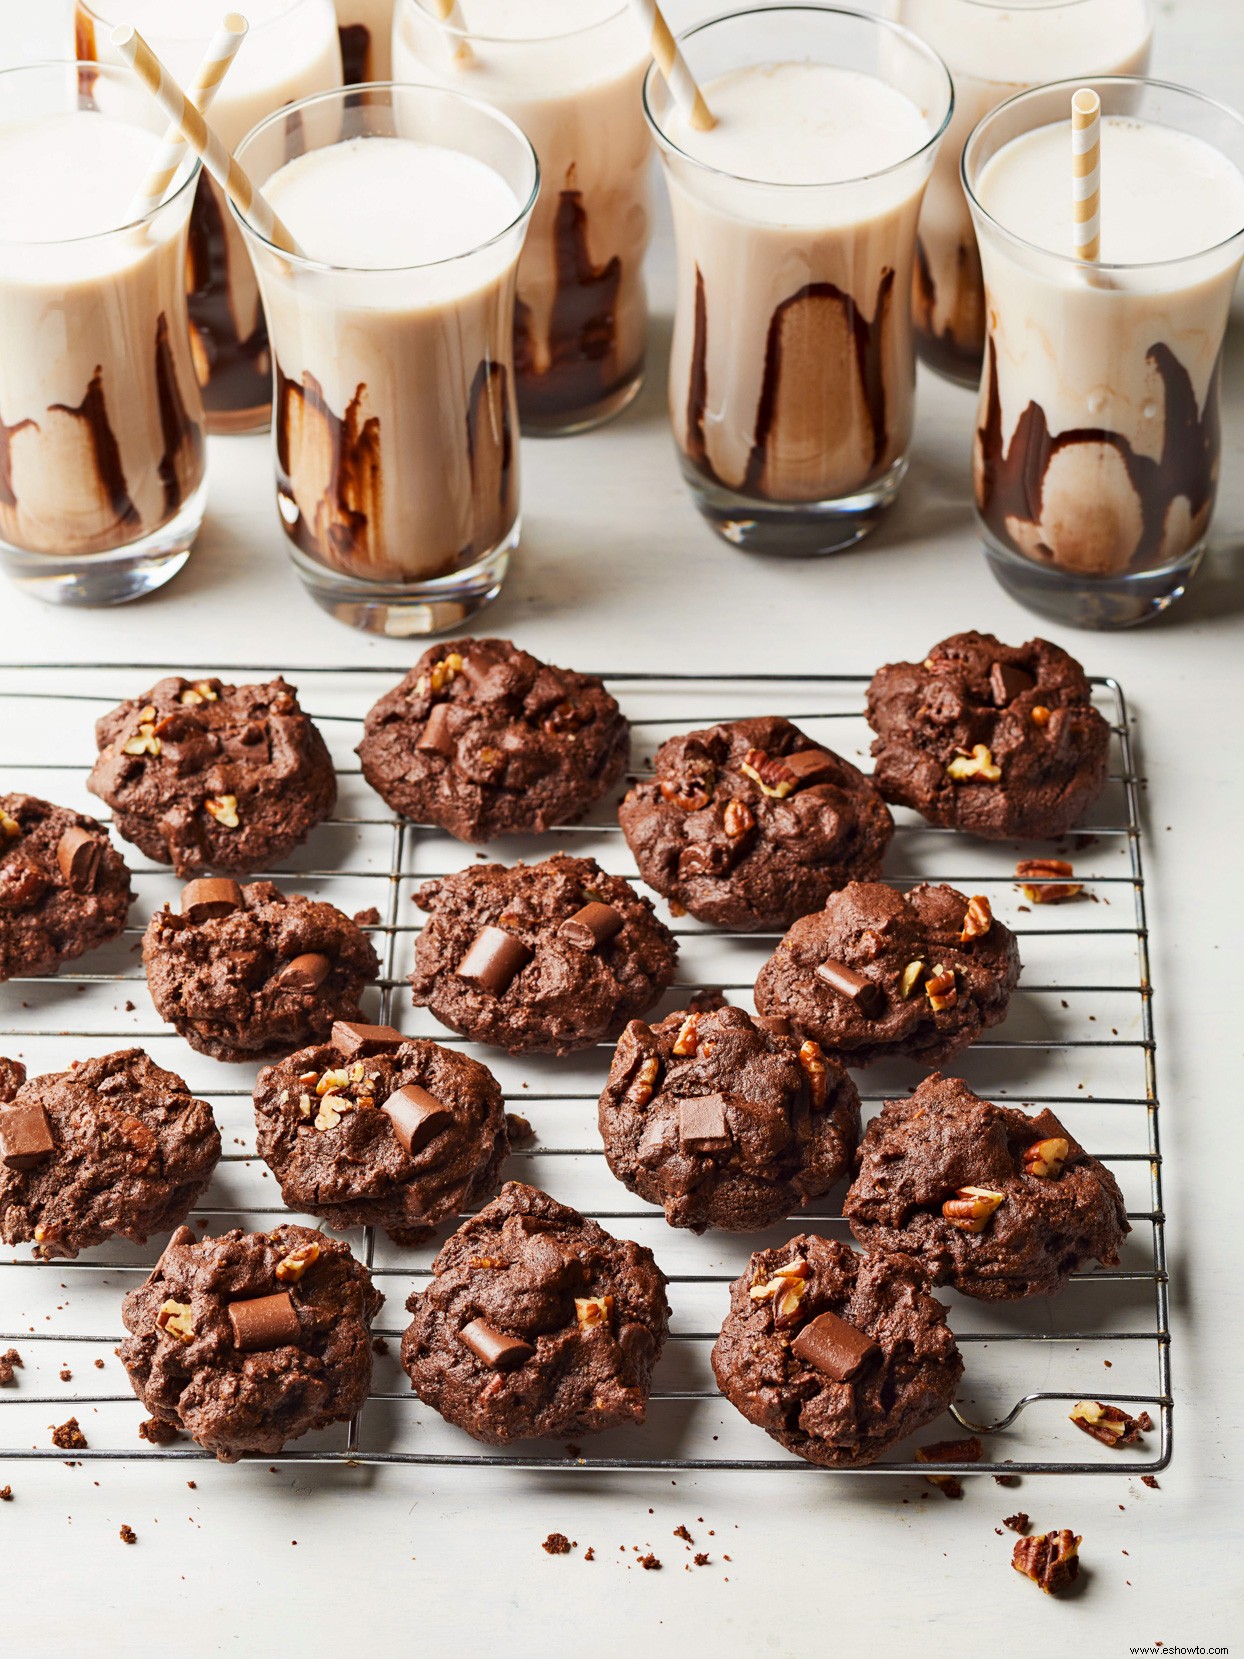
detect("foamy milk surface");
top-left (0, 110), bottom-right (158, 241)
top-left (900, 0), bottom-right (1151, 87)
top-left (414, 0), bottom-right (622, 37)
top-left (978, 115), bottom-right (1244, 262)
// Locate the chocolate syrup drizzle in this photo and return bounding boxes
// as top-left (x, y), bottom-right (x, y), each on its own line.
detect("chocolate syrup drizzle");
top-left (913, 235), bottom-right (985, 382)
top-left (51, 369), bottom-right (141, 537)
top-left (154, 313), bottom-right (207, 519)
top-left (338, 24), bottom-right (372, 85)
top-left (976, 335), bottom-right (1221, 570)
top-left (514, 189), bottom-right (637, 424)
top-left (685, 265), bottom-right (896, 498)
top-left (186, 179), bottom-right (271, 416)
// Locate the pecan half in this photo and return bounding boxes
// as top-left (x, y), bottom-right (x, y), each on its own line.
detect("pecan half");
top-left (942, 1186), bottom-right (1005, 1232)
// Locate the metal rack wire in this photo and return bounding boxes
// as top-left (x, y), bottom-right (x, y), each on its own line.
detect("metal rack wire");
top-left (0, 666), bottom-right (1169, 1475)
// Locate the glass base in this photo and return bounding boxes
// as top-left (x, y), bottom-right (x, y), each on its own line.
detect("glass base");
top-left (520, 365), bottom-right (644, 437)
top-left (206, 402), bottom-right (271, 436)
top-left (981, 520), bottom-right (1205, 630)
top-left (288, 524), bottom-right (517, 637)
top-left (915, 328), bottom-right (984, 390)
top-left (681, 454), bottom-right (908, 556)
top-left (0, 477), bottom-right (206, 606)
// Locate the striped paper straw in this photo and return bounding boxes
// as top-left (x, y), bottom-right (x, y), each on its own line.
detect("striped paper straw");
top-left (424, 0), bottom-right (474, 62)
top-left (1071, 87), bottom-right (1101, 263)
top-left (112, 24), bottom-right (301, 256)
top-left (626, 0), bottom-right (716, 131)
top-left (128, 13), bottom-right (249, 219)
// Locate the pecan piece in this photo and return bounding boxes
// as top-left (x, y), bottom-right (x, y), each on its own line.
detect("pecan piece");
top-left (942, 1186), bottom-right (1005, 1232)
top-left (797, 1039), bottom-right (828, 1109)
top-left (671, 1015), bottom-right (699, 1057)
top-left (960, 894), bottom-right (993, 942)
top-left (1012, 1530), bottom-right (1081, 1595)
top-left (924, 964), bottom-right (958, 1012)
top-left (1069, 1400), bottom-right (1152, 1447)
top-left (946, 744), bottom-right (1001, 782)
top-left (1016, 858), bottom-right (1084, 904)
top-left (723, 799), bottom-right (754, 839)
top-left (1023, 1136), bottom-right (1070, 1179)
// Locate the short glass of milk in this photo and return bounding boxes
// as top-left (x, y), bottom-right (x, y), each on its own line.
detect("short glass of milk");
top-left (965, 77), bottom-right (1244, 627)
top-left (644, 5), bottom-right (953, 557)
top-left (232, 82), bottom-right (538, 637)
top-left (0, 60), bottom-right (207, 608)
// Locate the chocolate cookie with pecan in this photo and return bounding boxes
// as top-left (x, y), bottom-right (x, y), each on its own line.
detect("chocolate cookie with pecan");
top-left (753, 881), bottom-right (1021, 1065)
top-left (865, 632), bottom-right (1111, 841)
top-left (88, 675), bottom-right (337, 877)
top-left (711, 1235), bottom-right (963, 1467)
top-left (843, 1075), bottom-right (1129, 1299)
top-left (401, 1181), bottom-right (669, 1444)
top-left (118, 1223), bottom-right (382, 1461)
top-left (357, 639), bottom-right (630, 842)
top-left (0, 1049), bottom-right (220, 1260)
top-left (0, 794), bottom-right (133, 980)
top-left (618, 716), bottom-right (893, 932)
top-left (253, 1019), bottom-right (509, 1246)
top-left (411, 854), bottom-right (677, 1055)
top-left (144, 879), bottom-right (380, 1063)
top-left (598, 1005), bottom-right (860, 1232)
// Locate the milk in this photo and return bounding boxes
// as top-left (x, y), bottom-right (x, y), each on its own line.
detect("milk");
top-left (392, 0), bottom-right (652, 430)
top-left (898, 0), bottom-right (1151, 381)
top-left (0, 109), bottom-right (205, 559)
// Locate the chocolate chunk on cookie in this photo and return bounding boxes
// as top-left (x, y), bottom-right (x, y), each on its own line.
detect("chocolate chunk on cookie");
top-left (598, 1005), bottom-right (860, 1232)
top-left (118, 1224), bottom-right (382, 1461)
top-left (0, 1049), bottom-right (220, 1260)
top-left (753, 881), bottom-right (1021, 1066)
top-left (144, 881), bottom-right (380, 1063)
top-left (619, 717), bottom-right (893, 931)
top-left (254, 1027), bottom-right (509, 1246)
top-left (843, 1075), bottom-right (1129, 1299)
top-left (866, 632), bottom-right (1111, 840)
top-left (88, 676), bottom-right (336, 877)
top-left (411, 854), bottom-right (678, 1055)
top-left (401, 1182), bottom-right (669, 1444)
top-left (357, 640), bottom-right (630, 841)
top-left (711, 1235), bottom-right (963, 1467)
top-left (0, 795), bottom-right (132, 980)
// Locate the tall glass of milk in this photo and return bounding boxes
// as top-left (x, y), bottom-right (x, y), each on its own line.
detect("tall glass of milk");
top-left (0, 61), bottom-right (207, 607)
top-left (964, 77), bottom-right (1244, 627)
top-left (232, 83), bottom-right (538, 637)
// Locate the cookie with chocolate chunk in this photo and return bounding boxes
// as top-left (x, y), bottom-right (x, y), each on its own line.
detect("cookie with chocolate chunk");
top-left (712, 1235), bottom-right (962, 1467)
top-left (843, 1074), bottom-right (1129, 1299)
top-left (598, 1005), bottom-right (860, 1232)
top-left (0, 794), bottom-right (133, 980)
top-left (400, 1181), bottom-right (669, 1444)
top-left (411, 854), bottom-right (678, 1055)
top-left (0, 1049), bottom-right (220, 1260)
top-left (88, 675), bottom-right (336, 877)
top-left (618, 716), bottom-right (893, 932)
top-left (118, 1223), bottom-right (382, 1462)
top-left (866, 632), bottom-right (1111, 841)
top-left (143, 880), bottom-right (380, 1063)
top-left (753, 881), bottom-right (1021, 1065)
top-left (357, 640), bottom-right (630, 842)
top-left (253, 1020), bottom-right (509, 1246)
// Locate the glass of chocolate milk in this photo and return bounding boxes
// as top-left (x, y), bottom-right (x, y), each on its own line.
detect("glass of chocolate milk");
top-left (898, 0), bottom-right (1153, 386)
top-left (392, 0), bottom-right (653, 434)
top-left (232, 84), bottom-right (538, 636)
top-left (645, 6), bottom-right (952, 555)
top-left (75, 0), bottom-right (344, 435)
top-left (335, 0), bottom-right (395, 83)
top-left (0, 61), bottom-right (207, 607)
top-left (965, 77), bottom-right (1244, 627)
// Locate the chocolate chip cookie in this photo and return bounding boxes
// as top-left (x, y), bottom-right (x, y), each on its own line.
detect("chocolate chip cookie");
top-left (598, 1005), bottom-right (860, 1233)
top-left (88, 675), bottom-right (337, 877)
top-left (0, 794), bottom-right (133, 980)
top-left (401, 1181), bottom-right (669, 1444)
top-left (357, 639), bottom-right (630, 842)
top-left (753, 881), bottom-right (1021, 1066)
top-left (143, 879), bottom-right (380, 1063)
top-left (118, 1223), bottom-right (382, 1461)
top-left (711, 1235), bottom-right (963, 1467)
top-left (253, 1020), bottom-right (509, 1246)
top-left (0, 1049), bottom-right (220, 1260)
top-left (618, 716), bottom-right (893, 932)
top-left (843, 1075), bottom-right (1129, 1299)
top-left (411, 854), bottom-right (678, 1055)
top-left (866, 632), bottom-right (1111, 841)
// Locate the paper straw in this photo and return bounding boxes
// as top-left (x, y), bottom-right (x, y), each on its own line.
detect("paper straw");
top-left (1072, 87), bottom-right (1101, 263)
top-left (626, 0), bottom-right (715, 131)
top-left (424, 0), bottom-right (474, 62)
top-left (111, 23), bottom-right (302, 255)
top-left (128, 13), bottom-right (249, 218)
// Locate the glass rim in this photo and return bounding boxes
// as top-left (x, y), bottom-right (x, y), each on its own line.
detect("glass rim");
top-left (642, 4), bottom-right (954, 190)
top-left (230, 80), bottom-right (541, 275)
top-left (0, 58), bottom-right (202, 248)
top-left (962, 73), bottom-right (1244, 273)
top-left (400, 0), bottom-right (631, 46)
top-left (918, 0), bottom-right (1146, 10)
top-left (78, 0), bottom-right (327, 45)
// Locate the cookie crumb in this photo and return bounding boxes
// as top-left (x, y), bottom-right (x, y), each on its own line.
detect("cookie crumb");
top-left (505, 1112), bottom-right (534, 1143)
top-left (139, 1416), bottom-right (179, 1445)
top-left (1003, 1513), bottom-right (1030, 1534)
top-left (583, 1547), bottom-right (595, 1562)
top-left (638, 1554), bottom-right (662, 1571)
top-left (94, 1358), bottom-right (105, 1369)
top-left (51, 1417), bottom-right (87, 1450)
top-left (994, 1474), bottom-right (1021, 1488)
top-left (187, 1481), bottom-right (197, 1490)
top-left (694, 1552), bottom-right (709, 1567)
top-left (58, 1368), bottom-right (72, 1382)
top-left (1141, 1475), bottom-right (1159, 1489)
top-left (0, 1485), bottom-right (12, 1502)
top-left (119, 1524), bottom-right (137, 1545)
top-left (542, 1532), bottom-right (573, 1556)
top-left (353, 907), bottom-right (381, 927)
top-left (674, 1524), bottom-right (693, 1543)
top-left (0, 1348), bottom-right (22, 1385)
top-left (371, 1336), bottom-right (389, 1356)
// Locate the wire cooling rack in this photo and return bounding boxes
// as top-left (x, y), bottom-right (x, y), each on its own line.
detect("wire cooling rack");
top-left (0, 665), bottom-right (1169, 1476)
